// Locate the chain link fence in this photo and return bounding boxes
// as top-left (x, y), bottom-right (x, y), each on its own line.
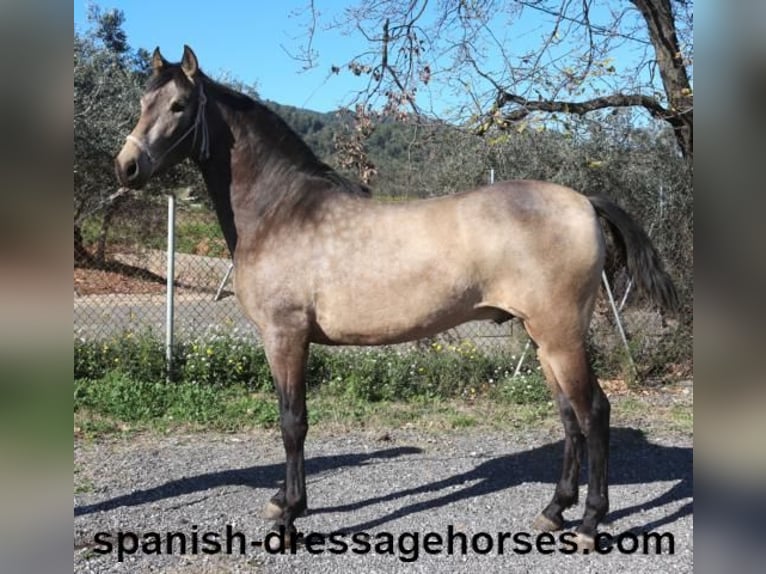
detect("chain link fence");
top-left (75, 193), bottom-right (236, 337)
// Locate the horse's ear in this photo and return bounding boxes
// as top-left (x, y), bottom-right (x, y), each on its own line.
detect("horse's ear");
top-left (151, 47), bottom-right (167, 74)
top-left (181, 45), bottom-right (199, 80)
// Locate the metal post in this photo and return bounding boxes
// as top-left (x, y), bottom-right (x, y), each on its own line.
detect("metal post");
top-left (601, 270), bottom-right (637, 377)
top-left (214, 262), bottom-right (235, 301)
top-left (166, 193), bottom-right (176, 381)
top-left (489, 168), bottom-right (495, 184)
top-left (512, 339), bottom-right (532, 378)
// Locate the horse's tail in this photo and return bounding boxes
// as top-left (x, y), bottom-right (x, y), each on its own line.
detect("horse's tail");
top-left (588, 195), bottom-right (679, 313)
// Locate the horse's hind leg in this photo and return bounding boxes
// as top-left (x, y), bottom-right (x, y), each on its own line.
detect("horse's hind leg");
top-left (533, 383), bottom-right (585, 532)
top-left (534, 342), bottom-right (610, 550)
top-left (579, 376), bottom-right (610, 548)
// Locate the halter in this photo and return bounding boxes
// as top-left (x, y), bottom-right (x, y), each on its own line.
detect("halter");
top-left (126, 83), bottom-right (210, 166)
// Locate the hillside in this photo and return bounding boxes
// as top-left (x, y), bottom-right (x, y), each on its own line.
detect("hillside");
top-left (264, 101), bottom-right (459, 198)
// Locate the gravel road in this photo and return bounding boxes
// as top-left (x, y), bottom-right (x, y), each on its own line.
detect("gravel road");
top-left (74, 413), bottom-right (692, 573)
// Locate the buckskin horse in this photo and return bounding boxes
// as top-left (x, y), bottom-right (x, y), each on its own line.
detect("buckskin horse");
top-left (114, 46), bottom-right (678, 551)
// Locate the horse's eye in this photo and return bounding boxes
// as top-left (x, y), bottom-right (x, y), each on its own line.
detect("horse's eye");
top-left (170, 101), bottom-right (186, 113)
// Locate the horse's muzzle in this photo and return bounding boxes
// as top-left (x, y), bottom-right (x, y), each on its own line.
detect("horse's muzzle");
top-left (114, 140), bottom-right (152, 189)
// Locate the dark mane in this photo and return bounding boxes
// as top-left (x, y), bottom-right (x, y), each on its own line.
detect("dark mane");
top-left (150, 64), bottom-right (371, 230)
top-left (222, 82), bottom-right (370, 191)
top-left (203, 72), bottom-right (372, 227)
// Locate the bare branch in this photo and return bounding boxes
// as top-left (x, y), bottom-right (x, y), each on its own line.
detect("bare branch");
top-left (281, 0), bottom-right (319, 70)
top-left (578, 0), bottom-right (595, 85)
top-left (485, 91), bottom-right (672, 132)
top-left (517, 0), bottom-right (652, 45)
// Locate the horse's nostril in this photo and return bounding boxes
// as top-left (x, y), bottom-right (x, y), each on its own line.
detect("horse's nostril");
top-left (125, 160), bottom-right (138, 180)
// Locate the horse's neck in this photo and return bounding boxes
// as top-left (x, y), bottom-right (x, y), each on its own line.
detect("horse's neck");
top-left (199, 106), bottom-right (284, 256)
top-left (200, 100), bottom-right (347, 256)
top-left (200, 160), bottom-right (238, 258)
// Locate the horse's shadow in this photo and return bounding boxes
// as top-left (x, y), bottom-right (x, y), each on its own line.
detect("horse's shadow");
top-left (74, 446), bottom-right (423, 517)
top-left (312, 427), bottom-right (692, 534)
top-left (75, 427), bottom-right (692, 535)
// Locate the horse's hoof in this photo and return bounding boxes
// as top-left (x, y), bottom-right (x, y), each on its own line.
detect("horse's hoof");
top-left (264, 532), bottom-right (282, 553)
top-left (264, 529), bottom-right (292, 552)
top-left (573, 532), bottom-right (596, 553)
top-left (262, 500), bottom-right (284, 520)
top-left (264, 525), bottom-right (300, 552)
top-left (532, 513), bottom-right (563, 532)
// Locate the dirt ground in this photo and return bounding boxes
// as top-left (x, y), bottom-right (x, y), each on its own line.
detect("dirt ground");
top-left (74, 267), bottom-right (167, 295)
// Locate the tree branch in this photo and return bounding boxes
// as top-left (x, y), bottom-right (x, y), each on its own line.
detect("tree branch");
top-left (378, 17), bottom-right (421, 116)
top-left (486, 91), bottom-right (672, 132)
top-left (281, 0), bottom-right (319, 70)
top-left (517, 0), bottom-right (652, 45)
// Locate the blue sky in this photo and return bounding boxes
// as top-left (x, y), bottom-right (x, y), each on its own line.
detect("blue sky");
top-left (74, 1), bottom-right (385, 112)
top-left (74, 1), bottom-right (669, 118)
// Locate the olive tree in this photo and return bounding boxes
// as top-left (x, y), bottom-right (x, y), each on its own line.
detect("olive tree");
top-left (74, 7), bottom-right (144, 263)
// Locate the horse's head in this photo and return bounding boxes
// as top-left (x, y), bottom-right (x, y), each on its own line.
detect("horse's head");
top-left (114, 45), bottom-right (208, 189)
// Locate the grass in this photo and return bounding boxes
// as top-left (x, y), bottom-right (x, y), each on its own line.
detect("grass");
top-left (74, 371), bottom-right (692, 439)
top-left (75, 373), bottom-right (279, 435)
top-left (74, 373), bottom-right (691, 440)
top-left (73, 330), bottom-right (691, 439)
top-left (74, 378), bottom-right (560, 439)
top-left (73, 463), bottom-right (95, 494)
top-left (667, 404), bottom-right (693, 433)
top-left (173, 218), bottom-right (228, 258)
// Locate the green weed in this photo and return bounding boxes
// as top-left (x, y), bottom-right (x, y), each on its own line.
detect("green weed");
top-left (74, 330), bottom-right (686, 437)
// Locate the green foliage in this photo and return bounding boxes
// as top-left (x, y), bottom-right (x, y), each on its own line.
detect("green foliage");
top-left (173, 217), bottom-right (228, 258)
top-left (308, 341), bottom-right (512, 402)
top-left (74, 331), bottom-right (561, 431)
top-left (74, 373), bottom-right (279, 431)
top-left (74, 12), bottom-right (202, 262)
top-left (75, 330), bottom-right (166, 382)
top-left (74, 330), bottom-right (691, 435)
top-left (88, 5), bottom-right (129, 56)
top-left (179, 330), bottom-right (272, 390)
top-left (448, 414), bottom-right (477, 428)
top-left (74, 23), bottom-right (142, 219)
top-left (78, 204), bottom-right (228, 257)
top-left (75, 331), bottom-right (527, 400)
top-left (499, 372), bottom-right (550, 405)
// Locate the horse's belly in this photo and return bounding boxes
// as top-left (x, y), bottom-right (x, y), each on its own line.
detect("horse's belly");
top-left (312, 284), bottom-right (484, 345)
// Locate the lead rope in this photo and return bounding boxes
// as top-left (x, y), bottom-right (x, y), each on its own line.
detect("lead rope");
top-left (192, 87), bottom-right (210, 161)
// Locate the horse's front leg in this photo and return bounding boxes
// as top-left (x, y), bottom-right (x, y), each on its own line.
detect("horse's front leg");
top-left (260, 329), bottom-right (309, 539)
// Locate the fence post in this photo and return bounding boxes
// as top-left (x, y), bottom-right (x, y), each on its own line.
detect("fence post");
top-left (214, 262), bottom-right (235, 301)
top-left (601, 270), bottom-right (637, 377)
top-left (166, 193), bottom-right (176, 381)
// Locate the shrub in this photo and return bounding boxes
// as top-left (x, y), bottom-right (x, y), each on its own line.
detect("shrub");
top-left (74, 331), bottom-right (530, 402)
top-left (498, 372), bottom-right (550, 405)
top-left (178, 329), bottom-right (272, 390)
top-left (74, 330), bottom-right (165, 381)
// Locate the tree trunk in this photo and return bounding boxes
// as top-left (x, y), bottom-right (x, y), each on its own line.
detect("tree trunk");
top-left (631, 0), bottom-right (693, 162)
top-left (74, 224), bottom-right (93, 266)
top-left (95, 204), bottom-right (116, 264)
